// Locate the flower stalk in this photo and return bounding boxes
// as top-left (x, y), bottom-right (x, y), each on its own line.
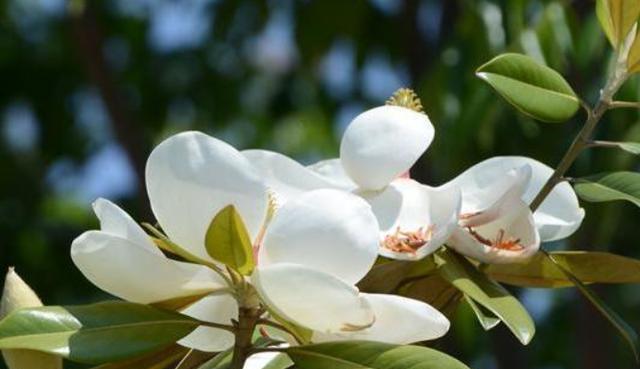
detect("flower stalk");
top-left (230, 307), bottom-right (261, 369)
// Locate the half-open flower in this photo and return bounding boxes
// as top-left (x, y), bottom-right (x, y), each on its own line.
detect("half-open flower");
top-left (442, 156), bottom-right (584, 242)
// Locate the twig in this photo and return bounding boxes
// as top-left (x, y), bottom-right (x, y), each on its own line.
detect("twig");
top-left (609, 101), bottom-right (640, 109)
top-left (586, 140), bottom-right (622, 149)
top-left (529, 58), bottom-right (629, 211)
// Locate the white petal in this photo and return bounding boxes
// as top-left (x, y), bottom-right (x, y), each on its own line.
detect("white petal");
top-left (340, 106), bottom-right (434, 190)
top-left (307, 159), bottom-right (357, 190)
top-left (441, 163), bottom-right (531, 226)
top-left (178, 294), bottom-right (237, 352)
top-left (443, 156), bottom-right (584, 241)
top-left (146, 131), bottom-right (268, 260)
top-left (71, 231), bottom-right (224, 303)
top-left (242, 150), bottom-right (338, 203)
top-left (259, 189), bottom-right (379, 284)
top-left (447, 199), bottom-right (540, 264)
top-left (360, 179), bottom-right (460, 261)
top-left (313, 293), bottom-right (449, 344)
top-left (92, 198), bottom-right (159, 254)
top-left (252, 264), bottom-right (374, 333)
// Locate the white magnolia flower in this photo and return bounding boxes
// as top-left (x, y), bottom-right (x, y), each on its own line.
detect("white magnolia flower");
top-left (245, 105), bottom-right (461, 261)
top-left (441, 156), bottom-right (584, 263)
top-left (443, 156), bottom-right (585, 241)
top-left (72, 131), bottom-right (450, 354)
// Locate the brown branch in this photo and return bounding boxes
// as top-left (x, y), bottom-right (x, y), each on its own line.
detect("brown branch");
top-left (68, 4), bottom-right (151, 218)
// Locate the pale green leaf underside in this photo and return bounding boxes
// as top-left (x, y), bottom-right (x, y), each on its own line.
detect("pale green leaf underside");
top-left (574, 171), bottom-right (640, 207)
top-left (436, 249), bottom-right (535, 345)
top-left (463, 295), bottom-right (501, 331)
top-left (0, 301), bottom-right (199, 364)
top-left (616, 142), bottom-right (640, 155)
top-left (476, 53), bottom-right (579, 122)
top-left (486, 251), bottom-right (640, 288)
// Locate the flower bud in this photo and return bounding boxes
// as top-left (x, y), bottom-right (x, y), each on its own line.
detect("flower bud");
top-left (1, 267), bottom-right (63, 369)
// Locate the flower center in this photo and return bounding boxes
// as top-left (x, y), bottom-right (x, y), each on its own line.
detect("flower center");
top-left (381, 225), bottom-right (436, 254)
top-left (466, 227), bottom-right (524, 251)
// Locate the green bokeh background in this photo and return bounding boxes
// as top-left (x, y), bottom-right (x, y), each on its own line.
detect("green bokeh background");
top-left (1, 0), bottom-right (639, 368)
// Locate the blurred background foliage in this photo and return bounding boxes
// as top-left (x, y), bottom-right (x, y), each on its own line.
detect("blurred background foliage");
top-left (1, 0), bottom-right (639, 368)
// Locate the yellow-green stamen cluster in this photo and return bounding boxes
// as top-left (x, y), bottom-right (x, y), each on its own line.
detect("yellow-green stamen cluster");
top-left (386, 88), bottom-right (425, 113)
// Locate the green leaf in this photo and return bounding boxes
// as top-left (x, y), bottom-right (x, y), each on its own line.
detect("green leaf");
top-left (286, 341), bottom-right (469, 369)
top-left (596, 0), bottom-right (616, 46)
top-left (463, 294), bottom-right (501, 331)
top-left (0, 301), bottom-right (200, 364)
top-left (596, 0), bottom-right (640, 47)
top-left (543, 252), bottom-right (639, 361)
top-left (435, 249), bottom-right (535, 345)
top-left (574, 171), bottom-right (640, 207)
top-left (205, 205), bottom-right (255, 275)
top-left (485, 251), bottom-right (640, 288)
top-left (476, 53), bottom-right (580, 122)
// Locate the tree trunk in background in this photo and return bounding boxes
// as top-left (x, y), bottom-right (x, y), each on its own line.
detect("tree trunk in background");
top-left (69, 3), bottom-right (152, 219)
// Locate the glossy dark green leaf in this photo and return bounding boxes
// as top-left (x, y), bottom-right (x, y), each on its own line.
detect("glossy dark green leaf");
top-left (574, 172), bottom-right (640, 207)
top-left (476, 53), bottom-right (579, 122)
top-left (205, 205), bottom-right (255, 275)
top-left (0, 301), bottom-right (200, 364)
top-left (543, 252), bottom-right (639, 361)
top-left (485, 251), bottom-right (640, 288)
top-left (463, 294), bottom-right (501, 331)
top-left (286, 341), bottom-right (469, 369)
top-left (91, 345), bottom-right (189, 369)
top-left (435, 249), bottom-right (535, 345)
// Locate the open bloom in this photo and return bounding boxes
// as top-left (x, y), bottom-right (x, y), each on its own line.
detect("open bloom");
top-left (71, 131), bottom-right (450, 353)
top-left (245, 105), bottom-right (461, 261)
top-left (441, 156), bottom-right (584, 263)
